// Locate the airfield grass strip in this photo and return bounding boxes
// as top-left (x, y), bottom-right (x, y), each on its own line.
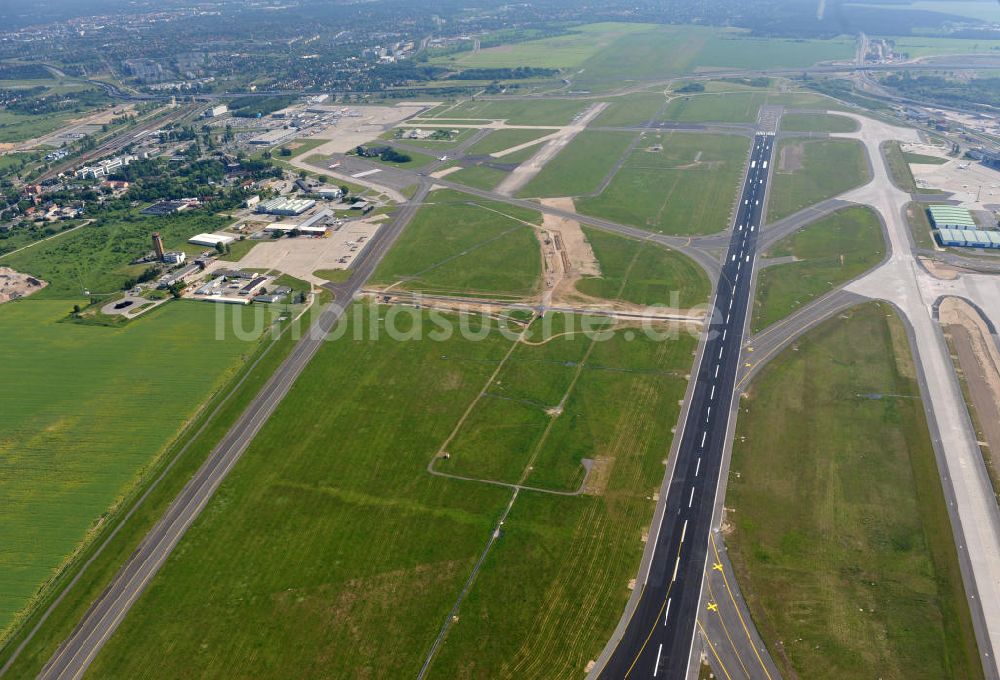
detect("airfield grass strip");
top-left (727, 302), bottom-right (982, 680)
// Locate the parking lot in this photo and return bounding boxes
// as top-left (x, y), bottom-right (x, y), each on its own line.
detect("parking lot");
top-left (228, 217), bottom-right (384, 284)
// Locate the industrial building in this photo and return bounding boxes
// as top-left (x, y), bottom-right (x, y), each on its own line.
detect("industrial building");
top-left (927, 204), bottom-right (977, 230)
top-left (191, 271), bottom-right (271, 304)
top-left (163, 251), bottom-right (186, 265)
top-left (203, 105), bottom-right (228, 118)
top-left (75, 154), bottom-right (138, 179)
top-left (936, 228), bottom-right (1000, 249)
top-left (299, 209), bottom-right (332, 229)
top-left (263, 223), bottom-right (328, 236)
top-left (317, 186), bottom-right (343, 200)
top-left (158, 264), bottom-right (200, 289)
top-left (142, 199), bottom-right (197, 216)
top-left (926, 204), bottom-right (1000, 249)
top-left (248, 128), bottom-right (300, 146)
top-left (188, 233), bottom-right (236, 247)
top-left (256, 197), bottom-right (315, 215)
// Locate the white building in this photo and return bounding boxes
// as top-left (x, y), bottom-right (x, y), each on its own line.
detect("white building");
top-left (247, 127), bottom-right (300, 146)
top-left (75, 154), bottom-right (138, 179)
top-left (317, 187), bottom-right (343, 200)
top-left (163, 251), bottom-right (186, 265)
top-left (255, 197), bottom-right (315, 216)
top-left (188, 233), bottom-right (236, 247)
top-left (203, 105), bottom-right (229, 118)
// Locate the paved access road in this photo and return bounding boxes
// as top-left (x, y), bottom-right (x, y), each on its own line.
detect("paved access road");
top-left (598, 133), bottom-right (775, 679)
top-left (33, 183), bottom-right (429, 680)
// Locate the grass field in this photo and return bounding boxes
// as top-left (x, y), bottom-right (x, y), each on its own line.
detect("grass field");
top-left (577, 132), bottom-right (749, 235)
top-left (425, 99), bottom-right (588, 126)
top-left (884, 140), bottom-right (920, 193)
top-left (312, 268), bottom-right (351, 283)
top-left (752, 206), bottom-right (885, 332)
top-left (465, 129), bottom-right (554, 156)
top-left (779, 113), bottom-right (858, 133)
top-left (516, 131), bottom-right (636, 198)
top-left (431, 22), bottom-right (655, 70)
top-left (661, 92), bottom-right (770, 123)
top-left (875, 1), bottom-right (1000, 22)
top-left (1, 211), bottom-right (231, 298)
top-left (661, 91), bottom-right (843, 124)
top-left (577, 226), bottom-right (710, 308)
top-left (889, 35), bottom-right (1000, 58)
top-left (592, 92), bottom-right (668, 127)
top-left (692, 34), bottom-right (855, 70)
top-left (0, 152), bottom-right (35, 174)
top-left (433, 23), bottom-right (854, 88)
top-left (279, 138), bottom-right (328, 159)
top-left (0, 300), bottom-right (321, 677)
top-left (728, 302), bottom-right (982, 680)
top-left (369, 188), bottom-right (542, 297)
top-left (446, 164), bottom-right (509, 191)
top-left (0, 110), bottom-right (83, 144)
top-left (85, 303), bottom-right (696, 679)
top-left (767, 138), bottom-right (869, 222)
top-left (0, 300), bottom-right (270, 637)
top-left (357, 146), bottom-right (437, 169)
top-left (906, 201), bottom-right (937, 250)
top-left (903, 151), bottom-right (948, 165)
top-left (494, 142), bottom-right (547, 165)
top-left (884, 142), bottom-right (948, 196)
top-left (380, 127), bottom-right (479, 150)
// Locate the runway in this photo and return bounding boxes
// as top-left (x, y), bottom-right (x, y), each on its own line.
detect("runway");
top-left (598, 132), bottom-right (775, 679)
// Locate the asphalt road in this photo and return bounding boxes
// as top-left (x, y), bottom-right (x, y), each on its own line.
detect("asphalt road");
top-left (32, 183), bottom-right (428, 680)
top-left (597, 133), bottom-right (775, 680)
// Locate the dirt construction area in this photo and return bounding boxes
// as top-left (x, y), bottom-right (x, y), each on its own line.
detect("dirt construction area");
top-left (939, 296), bottom-right (1000, 504)
top-left (537, 197), bottom-right (601, 305)
top-left (0, 267), bottom-right (46, 303)
top-left (227, 218), bottom-right (384, 285)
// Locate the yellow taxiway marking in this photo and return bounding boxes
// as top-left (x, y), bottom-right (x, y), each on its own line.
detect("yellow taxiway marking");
top-left (697, 620), bottom-right (734, 680)
top-left (710, 534), bottom-right (775, 680)
top-left (707, 601), bottom-right (719, 612)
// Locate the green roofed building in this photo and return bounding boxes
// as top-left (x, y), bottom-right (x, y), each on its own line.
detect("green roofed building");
top-left (927, 204), bottom-right (977, 230)
top-left (936, 227), bottom-right (1000, 249)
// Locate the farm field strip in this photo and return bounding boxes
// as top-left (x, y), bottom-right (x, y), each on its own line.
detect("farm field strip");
top-left (0, 300), bottom-right (270, 637)
top-left (83, 302), bottom-right (698, 679)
